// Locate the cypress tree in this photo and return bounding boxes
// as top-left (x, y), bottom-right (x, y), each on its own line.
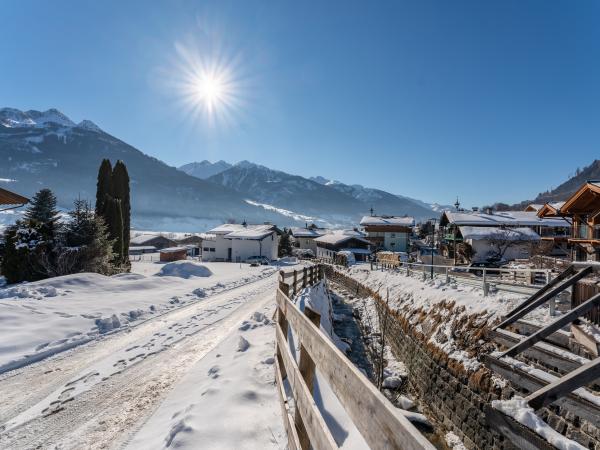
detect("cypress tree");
top-left (111, 160), bottom-right (130, 260)
top-left (96, 159), bottom-right (113, 215)
top-left (104, 196), bottom-right (124, 263)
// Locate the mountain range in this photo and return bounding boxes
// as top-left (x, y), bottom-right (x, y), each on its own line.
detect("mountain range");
top-left (0, 108), bottom-right (293, 231)
top-left (0, 107), bottom-right (446, 231)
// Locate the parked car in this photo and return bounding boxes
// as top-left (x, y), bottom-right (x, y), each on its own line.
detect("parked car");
top-left (245, 256), bottom-right (270, 266)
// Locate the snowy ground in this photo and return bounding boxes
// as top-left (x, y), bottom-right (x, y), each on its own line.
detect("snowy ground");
top-left (0, 258), bottom-right (286, 449)
top-left (0, 260), bottom-right (275, 372)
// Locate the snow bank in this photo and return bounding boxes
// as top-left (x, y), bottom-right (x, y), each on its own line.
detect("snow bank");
top-left (156, 261), bottom-right (213, 279)
top-left (0, 262), bottom-right (276, 373)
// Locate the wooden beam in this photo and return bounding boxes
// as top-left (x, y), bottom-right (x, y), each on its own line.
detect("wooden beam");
top-left (527, 357), bottom-right (600, 410)
top-left (488, 328), bottom-right (584, 374)
top-left (276, 325), bottom-right (338, 450)
top-left (276, 289), bottom-right (434, 450)
top-left (295, 306), bottom-right (321, 450)
top-left (483, 354), bottom-right (600, 427)
top-left (503, 291), bottom-right (600, 358)
top-left (495, 266), bottom-right (592, 331)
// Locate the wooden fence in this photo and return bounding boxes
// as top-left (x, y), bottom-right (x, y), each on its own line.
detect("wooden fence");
top-left (275, 264), bottom-right (434, 450)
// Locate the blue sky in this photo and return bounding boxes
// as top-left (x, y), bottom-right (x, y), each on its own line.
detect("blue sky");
top-left (1, 1), bottom-right (598, 207)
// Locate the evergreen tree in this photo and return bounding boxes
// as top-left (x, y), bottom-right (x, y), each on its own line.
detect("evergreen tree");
top-left (60, 199), bottom-right (115, 274)
top-left (24, 188), bottom-right (59, 243)
top-left (111, 160), bottom-right (131, 261)
top-left (96, 159), bottom-right (113, 215)
top-left (104, 195), bottom-right (124, 263)
top-left (1, 222), bottom-right (47, 283)
top-left (278, 228), bottom-right (293, 257)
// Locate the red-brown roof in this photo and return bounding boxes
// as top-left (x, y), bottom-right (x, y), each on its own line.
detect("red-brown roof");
top-left (0, 187), bottom-right (29, 206)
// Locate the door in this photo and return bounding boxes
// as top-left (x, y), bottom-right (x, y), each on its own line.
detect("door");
top-left (228, 248), bottom-right (232, 261)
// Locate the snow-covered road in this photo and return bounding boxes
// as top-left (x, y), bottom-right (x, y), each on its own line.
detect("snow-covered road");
top-left (0, 274), bottom-right (284, 450)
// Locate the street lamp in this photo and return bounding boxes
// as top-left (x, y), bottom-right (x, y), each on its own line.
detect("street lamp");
top-left (429, 218), bottom-right (438, 279)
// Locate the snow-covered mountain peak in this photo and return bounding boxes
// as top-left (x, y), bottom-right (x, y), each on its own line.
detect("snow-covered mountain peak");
top-left (0, 107), bottom-right (76, 128)
top-left (178, 160), bottom-right (233, 180)
top-left (77, 120), bottom-right (102, 133)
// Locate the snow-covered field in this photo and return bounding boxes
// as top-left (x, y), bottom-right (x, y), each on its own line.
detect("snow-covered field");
top-left (0, 258), bottom-right (289, 449)
top-left (0, 260), bottom-right (275, 373)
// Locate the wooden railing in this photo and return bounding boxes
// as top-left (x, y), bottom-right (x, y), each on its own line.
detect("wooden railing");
top-left (275, 264), bottom-right (434, 450)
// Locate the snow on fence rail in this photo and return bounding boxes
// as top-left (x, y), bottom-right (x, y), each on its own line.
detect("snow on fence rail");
top-left (275, 264), bottom-right (434, 450)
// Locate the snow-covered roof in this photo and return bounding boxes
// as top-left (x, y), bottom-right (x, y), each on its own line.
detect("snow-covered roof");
top-left (340, 248), bottom-right (372, 255)
top-left (442, 211), bottom-right (570, 228)
top-left (159, 246), bottom-right (188, 253)
top-left (128, 246), bottom-right (156, 251)
top-left (459, 226), bottom-right (541, 241)
top-left (130, 234), bottom-right (175, 245)
top-left (360, 216), bottom-right (415, 227)
top-left (290, 227), bottom-right (325, 238)
top-left (315, 232), bottom-right (370, 246)
top-left (223, 224), bottom-right (277, 240)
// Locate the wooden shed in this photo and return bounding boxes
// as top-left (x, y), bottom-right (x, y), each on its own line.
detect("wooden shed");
top-left (159, 247), bottom-right (188, 262)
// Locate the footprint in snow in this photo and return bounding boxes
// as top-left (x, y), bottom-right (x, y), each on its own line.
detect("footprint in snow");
top-left (237, 336), bottom-right (250, 352)
top-left (207, 366), bottom-right (220, 379)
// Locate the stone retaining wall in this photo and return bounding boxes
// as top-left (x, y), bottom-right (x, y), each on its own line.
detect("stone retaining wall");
top-left (325, 266), bottom-right (600, 450)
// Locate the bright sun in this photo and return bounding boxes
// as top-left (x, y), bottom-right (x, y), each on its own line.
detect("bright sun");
top-left (171, 41), bottom-right (244, 127)
top-left (195, 72), bottom-right (226, 111)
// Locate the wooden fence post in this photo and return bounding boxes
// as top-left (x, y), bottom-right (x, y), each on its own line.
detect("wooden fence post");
top-left (294, 306), bottom-right (321, 449)
top-left (293, 270), bottom-right (298, 296)
top-left (303, 267), bottom-right (308, 288)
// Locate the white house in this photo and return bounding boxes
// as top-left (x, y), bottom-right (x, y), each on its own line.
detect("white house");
top-left (459, 226), bottom-right (541, 263)
top-left (290, 227), bottom-right (326, 253)
top-left (314, 231), bottom-right (371, 262)
top-left (203, 223), bottom-right (281, 262)
top-left (359, 216), bottom-right (415, 252)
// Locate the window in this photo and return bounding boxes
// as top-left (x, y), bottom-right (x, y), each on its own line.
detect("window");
top-left (210, 248), bottom-right (215, 252)
top-left (203, 247), bottom-right (209, 252)
top-left (390, 233), bottom-right (396, 238)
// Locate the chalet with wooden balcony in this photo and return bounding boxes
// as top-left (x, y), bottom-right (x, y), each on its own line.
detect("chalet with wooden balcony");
top-left (439, 210), bottom-right (571, 262)
top-left (553, 182), bottom-right (600, 261)
top-left (0, 187), bottom-right (28, 211)
top-left (359, 215), bottom-right (414, 252)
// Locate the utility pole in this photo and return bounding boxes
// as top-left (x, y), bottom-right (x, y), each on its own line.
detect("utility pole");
top-left (430, 218), bottom-right (437, 279)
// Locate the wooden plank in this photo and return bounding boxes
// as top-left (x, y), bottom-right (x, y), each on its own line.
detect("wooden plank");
top-left (527, 357), bottom-right (600, 410)
top-left (495, 266), bottom-right (591, 331)
top-left (485, 406), bottom-right (556, 450)
top-left (508, 320), bottom-right (571, 348)
top-left (275, 353), bottom-right (301, 450)
top-left (489, 328), bottom-right (583, 374)
top-left (503, 292), bottom-right (600, 358)
top-left (276, 289), bottom-right (434, 450)
top-left (571, 323), bottom-right (600, 357)
top-left (276, 325), bottom-right (338, 450)
top-left (483, 355), bottom-right (600, 427)
top-left (295, 306), bottom-right (321, 450)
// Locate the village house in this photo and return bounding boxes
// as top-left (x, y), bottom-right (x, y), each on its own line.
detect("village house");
top-left (203, 223), bottom-right (281, 262)
top-left (359, 215), bottom-right (414, 252)
top-left (544, 182), bottom-right (600, 261)
top-left (459, 226), bottom-right (540, 263)
top-left (290, 225), bottom-right (326, 254)
top-left (129, 234), bottom-right (178, 251)
top-left (439, 210), bottom-right (571, 263)
top-left (314, 231), bottom-right (371, 262)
